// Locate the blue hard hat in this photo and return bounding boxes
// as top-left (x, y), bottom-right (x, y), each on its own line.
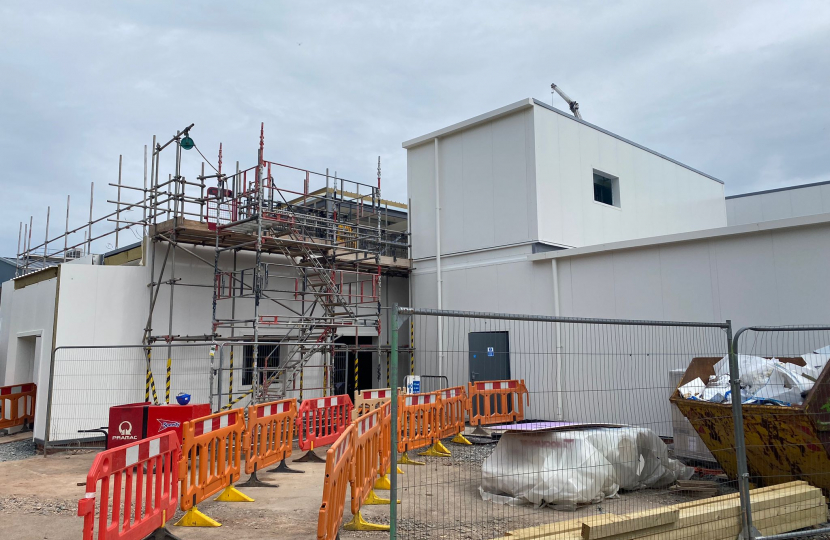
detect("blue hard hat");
top-left (176, 393), bottom-right (191, 405)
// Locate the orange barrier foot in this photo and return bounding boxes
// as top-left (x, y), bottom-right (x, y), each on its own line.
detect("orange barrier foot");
top-left (364, 489), bottom-right (399, 505)
top-left (374, 474), bottom-right (391, 490)
top-left (452, 433), bottom-right (472, 445)
top-left (343, 511), bottom-right (390, 531)
top-left (295, 448), bottom-right (326, 463)
top-left (398, 452), bottom-right (425, 466)
top-left (214, 485), bottom-right (254, 502)
top-left (237, 467), bottom-right (278, 489)
top-left (269, 459), bottom-right (304, 473)
top-left (148, 525), bottom-right (185, 539)
top-left (174, 506), bottom-right (221, 527)
top-left (418, 443), bottom-right (451, 457)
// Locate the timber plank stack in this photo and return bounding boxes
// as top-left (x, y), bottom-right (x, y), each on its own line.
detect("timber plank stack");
top-left (496, 481), bottom-right (827, 540)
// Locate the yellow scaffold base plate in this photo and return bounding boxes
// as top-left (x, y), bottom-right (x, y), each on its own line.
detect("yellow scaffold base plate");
top-left (452, 433), bottom-right (472, 445)
top-left (398, 452), bottom-right (425, 465)
top-left (174, 506), bottom-right (221, 527)
top-left (364, 489), bottom-right (399, 505)
top-left (343, 511), bottom-right (391, 532)
top-left (374, 474), bottom-right (391, 490)
top-left (214, 485), bottom-right (254, 503)
top-left (418, 443), bottom-right (451, 457)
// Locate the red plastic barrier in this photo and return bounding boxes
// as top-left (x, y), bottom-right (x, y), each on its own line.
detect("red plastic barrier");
top-left (296, 395), bottom-right (353, 451)
top-left (77, 432), bottom-right (179, 540)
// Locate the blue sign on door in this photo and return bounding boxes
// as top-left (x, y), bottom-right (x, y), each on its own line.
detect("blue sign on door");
top-left (487, 347), bottom-right (494, 357)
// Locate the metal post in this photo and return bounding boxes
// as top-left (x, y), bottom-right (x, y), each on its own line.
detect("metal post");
top-left (728, 321), bottom-right (756, 540)
top-left (143, 145), bottom-right (148, 238)
top-left (64, 196), bottom-right (70, 262)
top-left (389, 304), bottom-right (399, 540)
top-left (115, 155), bottom-right (122, 248)
top-left (16, 222), bottom-right (22, 276)
top-left (87, 182), bottom-right (94, 256)
top-left (26, 216), bottom-right (33, 273)
top-left (42, 206), bottom-right (50, 266)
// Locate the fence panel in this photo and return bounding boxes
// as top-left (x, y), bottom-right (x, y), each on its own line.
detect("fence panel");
top-left (731, 326), bottom-right (830, 539)
top-left (391, 308), bottom-right (741, 540)
top-left (48, 345), bottom-right (212, 447)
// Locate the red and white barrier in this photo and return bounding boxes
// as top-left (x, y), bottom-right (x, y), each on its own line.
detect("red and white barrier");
top-left (77, 432), bottom-right (179, 540)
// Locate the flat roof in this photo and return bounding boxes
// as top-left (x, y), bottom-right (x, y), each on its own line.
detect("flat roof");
top-left (529, 212), bottom-right (830, 262)
top-left (402, 98), bottom-right (723, 185)
top-left (726, 179), bottom-right (830, 200)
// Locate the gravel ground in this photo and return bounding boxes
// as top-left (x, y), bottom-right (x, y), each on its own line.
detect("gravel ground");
top-left (0, 495), bottom-right (77, 517)
top-left (0, 439), bottom-right (38, 462)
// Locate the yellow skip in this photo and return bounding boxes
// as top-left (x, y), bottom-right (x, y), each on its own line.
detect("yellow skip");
top-left (398, 452), bottom-right (425, 466)
top-left (214, 485), bottom-right (254, 503)
top-left (343, 511), bottom-right (390, 531)
top-left (452, 433), bottom-right (472, 445)
top-left (174, 506), bottom-right (221, 527)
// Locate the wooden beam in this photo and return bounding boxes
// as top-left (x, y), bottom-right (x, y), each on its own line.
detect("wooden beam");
top-left (582, 508), bottom-right (678, 539)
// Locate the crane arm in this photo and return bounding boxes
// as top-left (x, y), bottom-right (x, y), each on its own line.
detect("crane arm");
top-left (551, 83), bottom-right (582, 120)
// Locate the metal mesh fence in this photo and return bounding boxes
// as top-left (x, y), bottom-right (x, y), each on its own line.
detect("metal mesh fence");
top-left (732, 327), bottom-right (830, 539)
top-left (391, 309), bottom-right (736, 540)
top-left (48, 344), bottom-right (212, 446)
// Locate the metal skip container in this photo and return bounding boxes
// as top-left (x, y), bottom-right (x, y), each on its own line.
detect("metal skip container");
top-left (670, 356), bottom-right (830, 490)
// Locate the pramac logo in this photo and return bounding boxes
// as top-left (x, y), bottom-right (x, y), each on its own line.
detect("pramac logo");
top-left (112, 421), bottom-right (139, 441)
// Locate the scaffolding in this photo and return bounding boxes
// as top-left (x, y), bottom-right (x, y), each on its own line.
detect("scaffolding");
top-left (15, 123), bottom-right (410, 404)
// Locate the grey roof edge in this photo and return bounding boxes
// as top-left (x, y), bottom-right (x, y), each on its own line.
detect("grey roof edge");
top-left (400, 97), bottom-right (724, 185)
top-left (103, 240), bottom-right (142, 258)
top-left (726, 179), bottom-right (830, 200)
top-left (528, 212), bottom-right (830, 262)
top-left (401, 98), bottom-right (534, 149)
top-left (531, 99), bottom-right (724, 185)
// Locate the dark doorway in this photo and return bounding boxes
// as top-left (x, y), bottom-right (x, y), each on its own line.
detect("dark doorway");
top-left (242, 343), bottom-right (280, 386)
top-left (333, 335), bottom-right (375, 398)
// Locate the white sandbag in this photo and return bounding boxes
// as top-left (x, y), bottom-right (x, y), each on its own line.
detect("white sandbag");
top-left (480, 427), bottom-right (692, 506)
top-left (480, 431), bottom-right (617, 506)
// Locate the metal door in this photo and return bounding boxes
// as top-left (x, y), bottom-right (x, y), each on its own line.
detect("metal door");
top-left (468, 331), bottom-right (510, 383)
top-left (469, 331), bottom-right (511, 419)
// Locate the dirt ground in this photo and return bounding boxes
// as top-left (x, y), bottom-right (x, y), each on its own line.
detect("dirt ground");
top-left (0, 432), bottom-right (723, 540)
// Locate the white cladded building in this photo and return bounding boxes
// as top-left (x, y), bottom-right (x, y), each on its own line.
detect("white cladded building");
top-left (403, 98), bottom-right (830, 432)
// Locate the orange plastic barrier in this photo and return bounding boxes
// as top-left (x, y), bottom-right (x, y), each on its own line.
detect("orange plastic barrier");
top-left (177, 408), bottom-right (251, 526)
top-left (397, 391), bottom-right (442, 454)
top-left (77, 431), bottom-right (179, 540)
top-left (317, 423), bottom-right (354, 540)
top-left (0, 383), bottom-right (35, 431)
top-left (243, 399), bottom-right (296, 476)
top-left (378, 401), bottom-right (393, 476)
top-left (343, 408), bottom-right (390, 530)
top-left (468, 379), bottom-right (529, 426)
top-left (353, 387), bottom-right (392, 420)
top-left (438, 386), bottom-right (471, 447)
top-left (296, 395), bottom-right (353, 458)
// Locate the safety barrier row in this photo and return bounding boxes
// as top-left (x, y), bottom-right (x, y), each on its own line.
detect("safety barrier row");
top-left (0, 383), bottom-right (36, 431)
top-left (317, 423), bottom-right (355, 540)
top-left (297, 394), bottom-right (353, 461)
top-left (78, 431), bottom-right (180, 540)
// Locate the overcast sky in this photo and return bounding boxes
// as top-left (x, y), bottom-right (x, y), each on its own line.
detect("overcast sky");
top-left (1, 1), bottom-right (829, 256)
